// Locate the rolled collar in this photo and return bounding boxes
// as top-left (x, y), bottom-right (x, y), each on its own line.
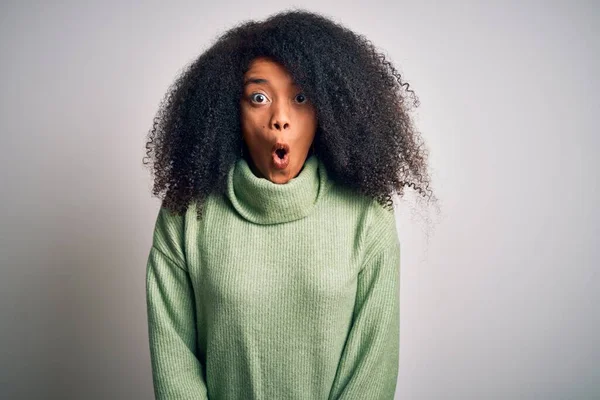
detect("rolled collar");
top-left (225, 154), bottom-right (329, 225)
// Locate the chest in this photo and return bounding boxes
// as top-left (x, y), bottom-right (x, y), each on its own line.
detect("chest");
top-left (192, 214), bottom-right (360, 316)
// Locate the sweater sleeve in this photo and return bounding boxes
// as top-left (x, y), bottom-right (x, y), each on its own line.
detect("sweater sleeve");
top-left (145, 206), bottom-right (209, 400)
top-left (328, 203), bottom-right (401, 400)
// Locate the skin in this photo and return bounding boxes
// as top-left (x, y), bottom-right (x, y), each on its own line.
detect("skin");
top-left (240, 57), bottom-right (317, 184)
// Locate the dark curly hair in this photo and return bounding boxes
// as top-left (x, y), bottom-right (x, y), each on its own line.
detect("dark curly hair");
top-left (143, 8), bottom-right (437, 219)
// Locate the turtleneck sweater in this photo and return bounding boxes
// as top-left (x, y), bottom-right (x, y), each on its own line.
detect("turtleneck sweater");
top-left (146, 154), bottom-right (401, 400)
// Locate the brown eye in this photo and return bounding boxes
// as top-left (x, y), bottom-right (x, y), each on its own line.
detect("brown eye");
top-left (295, 93), bottom-right (307, 104)
top-left (250, 93), bottom-right (268, 104)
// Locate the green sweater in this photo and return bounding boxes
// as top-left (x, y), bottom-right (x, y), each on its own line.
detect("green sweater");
top-left (146, 154), bottom-right (401, 400)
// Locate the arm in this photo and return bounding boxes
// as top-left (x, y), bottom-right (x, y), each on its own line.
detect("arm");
top-left (146, 206), bottom-right (209, 400)
top-left (328, 203), bottom-right (401, 400)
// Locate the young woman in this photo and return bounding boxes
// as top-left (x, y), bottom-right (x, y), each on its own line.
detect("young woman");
top-left (143, 9), bottom-right (435, 400)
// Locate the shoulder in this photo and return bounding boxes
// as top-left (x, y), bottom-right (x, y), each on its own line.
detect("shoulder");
top-left (151, 201), bottom-right (200, 267)
top-left (361, 198), bottom-right (400, 267)
top-left (323, 182), bottom-right (399, 262)
top-left (327, 182), bottom-right (396, 235)
top-left (365, 198), bottom-right (397, 234)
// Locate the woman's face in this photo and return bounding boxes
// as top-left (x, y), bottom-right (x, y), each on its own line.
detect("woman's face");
top-left (240, 57), bottom-right (317, 184)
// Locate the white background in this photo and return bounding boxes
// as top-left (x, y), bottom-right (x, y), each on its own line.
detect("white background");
top-left (1, 1), bottom-right (598, 399)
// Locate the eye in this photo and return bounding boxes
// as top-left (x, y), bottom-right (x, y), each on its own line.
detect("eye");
top-left (295, 93), bottom-right (308, 104)
top-left (250, 93), bottom-right (269, 104)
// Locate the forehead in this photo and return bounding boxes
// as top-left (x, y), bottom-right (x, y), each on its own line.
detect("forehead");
top-left (244, 57), bottom-right (296, 85)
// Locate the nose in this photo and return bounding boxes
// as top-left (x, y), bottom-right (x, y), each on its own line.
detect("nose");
top-left (270, 101), bottom-right (290, 131)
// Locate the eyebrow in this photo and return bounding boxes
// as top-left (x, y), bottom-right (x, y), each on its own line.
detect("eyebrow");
top-left (244, 78), bottom-right (269, 87)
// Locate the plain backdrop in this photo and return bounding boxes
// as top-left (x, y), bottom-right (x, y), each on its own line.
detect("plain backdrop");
top-left (1, 1), bottom-right (598, 399)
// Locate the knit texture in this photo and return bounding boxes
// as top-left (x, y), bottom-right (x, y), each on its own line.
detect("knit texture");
top-left (146, 154), bottom-right (401, 400)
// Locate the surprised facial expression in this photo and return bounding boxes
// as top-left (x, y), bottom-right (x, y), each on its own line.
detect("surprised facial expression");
top-left (240, 57), bottom-right (317, 184)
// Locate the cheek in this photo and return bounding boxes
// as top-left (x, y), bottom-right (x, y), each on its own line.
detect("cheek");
top-left (240, 110), bottom-right (257, 134)
top-left (299, 110), bottom-right (318, 134)
top-left (240, 112), bottom-right (268, 145)
top-left (241, 108), bottom-right (265, 129)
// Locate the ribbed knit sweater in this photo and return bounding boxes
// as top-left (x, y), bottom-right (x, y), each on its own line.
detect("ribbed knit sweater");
top-left (145, 154), bottom-right (401, 400)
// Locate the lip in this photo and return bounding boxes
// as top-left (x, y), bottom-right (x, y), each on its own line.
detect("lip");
top-left (271, 142), bottom-right (290, 169)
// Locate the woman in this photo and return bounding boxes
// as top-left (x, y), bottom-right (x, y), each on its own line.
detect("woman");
top-left (143, 9), bottom-right (435, 400)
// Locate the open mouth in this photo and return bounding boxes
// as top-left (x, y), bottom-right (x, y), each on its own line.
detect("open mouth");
top-left (271, 142), bottom-right (290, 169)
top-left (272, 142), bottom-right (289, 158)
top-left (276, 148), bottom-right (286, 158)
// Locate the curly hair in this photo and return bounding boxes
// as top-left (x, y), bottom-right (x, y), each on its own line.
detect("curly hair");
top-left (143, 8), bottom-right (437, 219)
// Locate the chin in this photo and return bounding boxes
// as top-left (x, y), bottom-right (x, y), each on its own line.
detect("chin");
top-left (267, 171), bottom-right (294, 185)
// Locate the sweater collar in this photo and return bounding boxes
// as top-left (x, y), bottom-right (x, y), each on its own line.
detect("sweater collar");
top-left (226, 154), bottom-right (329, 225)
